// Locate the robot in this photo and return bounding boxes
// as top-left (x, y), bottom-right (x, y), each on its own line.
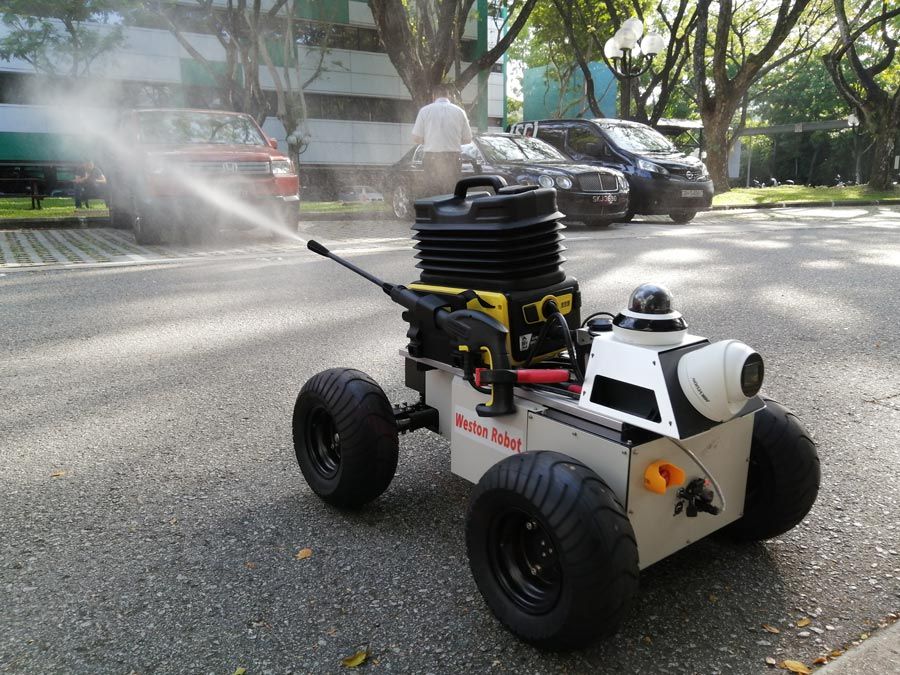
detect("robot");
top-left (293, 176), bottom-right (820, 650)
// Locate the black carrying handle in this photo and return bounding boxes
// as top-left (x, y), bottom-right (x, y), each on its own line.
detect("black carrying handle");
top-left (454, 175), bottom-right (508, 199)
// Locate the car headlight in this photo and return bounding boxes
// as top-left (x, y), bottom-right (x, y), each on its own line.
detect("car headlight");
top-left (677, 340), bottom-right (764, 421)
top-left (698, 162), bottom-right (710, 179)
top-left (271, 159), bottom-right (294, 176)
top-left (617, 174), bottom-right (629, 191)
top-left (637, 158), bottom-right (668, 175)
top-left (555, 176), bottom-right (573, 190)
top-left (537, 175), bottom-right (555, 189)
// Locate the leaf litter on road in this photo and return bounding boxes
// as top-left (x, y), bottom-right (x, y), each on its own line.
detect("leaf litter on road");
top-left (779, 660), bottom-right (811, 674)
top-left (295, 547), bottom-right (313, 560)
top-left (341, 647), bottom-right (369, 668)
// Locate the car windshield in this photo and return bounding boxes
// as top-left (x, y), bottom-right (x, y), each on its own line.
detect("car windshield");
top-left (137, 111), bottom-right (267, 146)
top-left (475, 135), bottom-right (567, 163)
top-left (600, 124), bottom-right (676, 153)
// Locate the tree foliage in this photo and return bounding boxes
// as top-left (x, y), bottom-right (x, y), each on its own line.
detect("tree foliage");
top-left (367, 0), bottom-right (538, 110)
top-left (692, 0), bottom-right (830, 191)
top-left (0, 0), bottom-right (127, 78)
top-left (823, 0), bottom-right (900, 190)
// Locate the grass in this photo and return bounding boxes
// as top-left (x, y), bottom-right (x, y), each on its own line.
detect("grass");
top-left (299, 200), bottom-right (391, 214)
top-left (0, 197), bottom-right (108, 220)
top-left (713, 184), bottom-right (899, 207)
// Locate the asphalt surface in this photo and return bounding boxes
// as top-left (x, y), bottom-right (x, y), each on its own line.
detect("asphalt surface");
top-left (1, 206), bottom-right (899, 674)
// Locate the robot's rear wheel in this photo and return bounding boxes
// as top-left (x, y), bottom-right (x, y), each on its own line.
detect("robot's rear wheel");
top-left (466, 451), bottom-right (638, 650)
top-left (293, 368), bottom-right (399, 508)
top-left (724, 398), bottom-right (820, 541)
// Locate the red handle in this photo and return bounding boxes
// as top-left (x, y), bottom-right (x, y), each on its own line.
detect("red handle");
top-left (515, 369), bottom-right (571, 384)
top-left (475, 368), bottom-right (571, 387)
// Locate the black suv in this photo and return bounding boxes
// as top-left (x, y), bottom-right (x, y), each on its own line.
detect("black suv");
top-left (387, 133), bottom-right (629, 227)
top-left (510, 119), bottom-right (713, 223)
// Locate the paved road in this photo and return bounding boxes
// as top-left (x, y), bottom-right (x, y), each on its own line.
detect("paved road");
top-left (1, 207), bottom-right (898, 674)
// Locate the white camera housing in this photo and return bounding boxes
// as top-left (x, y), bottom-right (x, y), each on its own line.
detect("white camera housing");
top-left (677, 340), bottom-right (764, 421)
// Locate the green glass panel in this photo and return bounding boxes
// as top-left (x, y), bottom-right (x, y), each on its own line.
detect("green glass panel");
top-left (292, 0), bottom-right (349, 23)
top-left (179, 58), bottom-right (242, 87)
top-left (0, 132), bottom-right (89, 163)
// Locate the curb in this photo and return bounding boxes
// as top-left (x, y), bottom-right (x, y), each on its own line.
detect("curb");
top-left (710, 198), bottom-right (900, 211)
top-left (814, 619), bottom-right (900, 673)
top-left (0, 215), bottom-right (109, 230)
top-left (300, 211), bottom-right (397, 221)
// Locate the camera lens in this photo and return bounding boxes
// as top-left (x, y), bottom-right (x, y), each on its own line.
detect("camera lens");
top-left (740, 353), bottom-right (764, 397)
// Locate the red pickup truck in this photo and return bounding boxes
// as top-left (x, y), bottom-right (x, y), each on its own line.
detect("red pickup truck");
top-left (105, 109), bottom-right (300, 245)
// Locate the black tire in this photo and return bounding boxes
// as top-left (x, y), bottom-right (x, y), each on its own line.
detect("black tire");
top-left (669, 209), bottom-right (697, 223)
top-left (466, 451), bottom-right (639, 650)
top-left (108, 203), bottom-right (132, 230)
top-left (292, 368), bottom-right (399, 509)
top-left (133, 207), bottom-right (166, 245)
top-left (392, 183), bottom-right (413, 220)
top-left (585, 218), bottom-right (612, 227)
top-left (724, 399), bottom-right (820, 541)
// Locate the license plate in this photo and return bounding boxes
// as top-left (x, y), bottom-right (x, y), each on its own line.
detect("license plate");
top-left (592, 194), bottom-right (617, 204)
top-left (681, 189), bottom-right (703, 198)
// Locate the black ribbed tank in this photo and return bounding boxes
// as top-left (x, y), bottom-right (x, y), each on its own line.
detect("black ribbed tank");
top-left (412, 176), bottom-right (567, 292)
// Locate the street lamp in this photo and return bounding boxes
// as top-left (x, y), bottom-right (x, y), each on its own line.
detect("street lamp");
top-left (847, 112), bottom-right (861, 184)
top-left (603, 18), bottom-right (667, 120)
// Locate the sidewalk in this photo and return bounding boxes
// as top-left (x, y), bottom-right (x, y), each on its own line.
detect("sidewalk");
top-left (815, 619), bottom-right (900, 674)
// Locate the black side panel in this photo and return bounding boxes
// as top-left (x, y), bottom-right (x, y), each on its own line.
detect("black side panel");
top-left (590, 375), bottom-right (662, 423)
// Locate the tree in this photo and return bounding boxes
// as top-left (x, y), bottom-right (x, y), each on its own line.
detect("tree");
top-left (0, 0), bottom-right (127, 78)
top-left (257, 1), bottom-right (331, 167)
top-left (823, 0), bottom-right (900, 191)
top-left (147, 0), bottom-right (277, 121)
top-left (549, 0), bottom-right (698, 124)
top-left (366, 0), bottom-right (539, 110)
top-left (692, 0), bottom-right (829, 192)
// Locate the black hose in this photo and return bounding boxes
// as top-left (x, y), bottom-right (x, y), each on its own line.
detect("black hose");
top-left (581, 311), bottom-right (615, 328)
top-left (551, 311), bottom-right (584, 383)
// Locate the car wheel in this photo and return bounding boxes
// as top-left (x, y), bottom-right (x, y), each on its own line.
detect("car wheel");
top-left (585, 218), bottom-right (612, 227)
top-left (669, 209), bottom-right (697, 223)
top-left (392, 184), bottom-right (413, 221)
top-left (292, 368), bottom-right (399, 509)
top-left (133, 206), bottom-right (166, 246)
top-left (466, 451), bottom-right (639, 650)
top-left (721, 399), bottom-right (820, 542)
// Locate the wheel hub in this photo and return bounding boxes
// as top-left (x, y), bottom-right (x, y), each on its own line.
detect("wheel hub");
top-left (306, 406), bottom-right (341, 478)
top-left (489, 509), bottom-right (561, 614)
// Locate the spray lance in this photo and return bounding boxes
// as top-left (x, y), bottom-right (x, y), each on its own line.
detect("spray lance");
top-left (306, 240), bottom-right (521, 416)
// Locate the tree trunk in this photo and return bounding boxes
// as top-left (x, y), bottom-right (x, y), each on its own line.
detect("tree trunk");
top-left (867, 110), bottom-right (898, 191)
top-left (702, 109), bottom-right (733, 193)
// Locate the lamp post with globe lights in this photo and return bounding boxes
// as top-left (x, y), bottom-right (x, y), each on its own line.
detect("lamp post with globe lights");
top-left (603, 18), bottom-right (667, 120)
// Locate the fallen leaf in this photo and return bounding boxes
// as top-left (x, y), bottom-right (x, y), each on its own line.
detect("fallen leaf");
top-left (341, 649), bottom-right (368, 668)
top-left (860, 632), bottom-right (869, 640)
top-left (326, 627), bottom-right (338, 637)
top-left (766, 656), bottom-right (777, 666)
top-left (50, 470), bottom-right (66, 478)
top-left (642, 635), bottom-right (652, 644)
top-left (813, 657), bottom-right (827, 665)
top-left (168, 517), bottom-right (178, 526)
top-left (295, 548), bottom-right (313, 560)
top-left (830, 650), bottom-right (844, 658)
top-left (245, 562), bottom-right (257, 570)
top-left (797, 617), bottom-right (811, 627)
top-left (779, 660), bottom-right (811, 674)
top-left (763, 624), bottom-right (781, 634)
top-left (708, 593), bottom-right (718, 603)
top-left (233, 668), bottom-right (247, 675)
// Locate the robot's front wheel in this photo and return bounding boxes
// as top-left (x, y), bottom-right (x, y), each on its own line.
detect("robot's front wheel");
top-left (465, 451), bottom-right (639, 651)
top-left (292, 368), bottom-right (399, 508)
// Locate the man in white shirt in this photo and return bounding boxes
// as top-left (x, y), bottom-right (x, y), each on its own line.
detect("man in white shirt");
top-left (411, 84), bottom-right (473, 198)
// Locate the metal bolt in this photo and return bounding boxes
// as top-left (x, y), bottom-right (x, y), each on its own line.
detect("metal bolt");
top-left (541, 552), bottom-right (547, 558)
top-left (534, 564), bottom-right (542, 572)
top-left (548, 547), bottom-right (553, 554)
top-left (628, 510), bottom-right (634, 515)
top-left (525, 521), bottom-right (536, 531)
